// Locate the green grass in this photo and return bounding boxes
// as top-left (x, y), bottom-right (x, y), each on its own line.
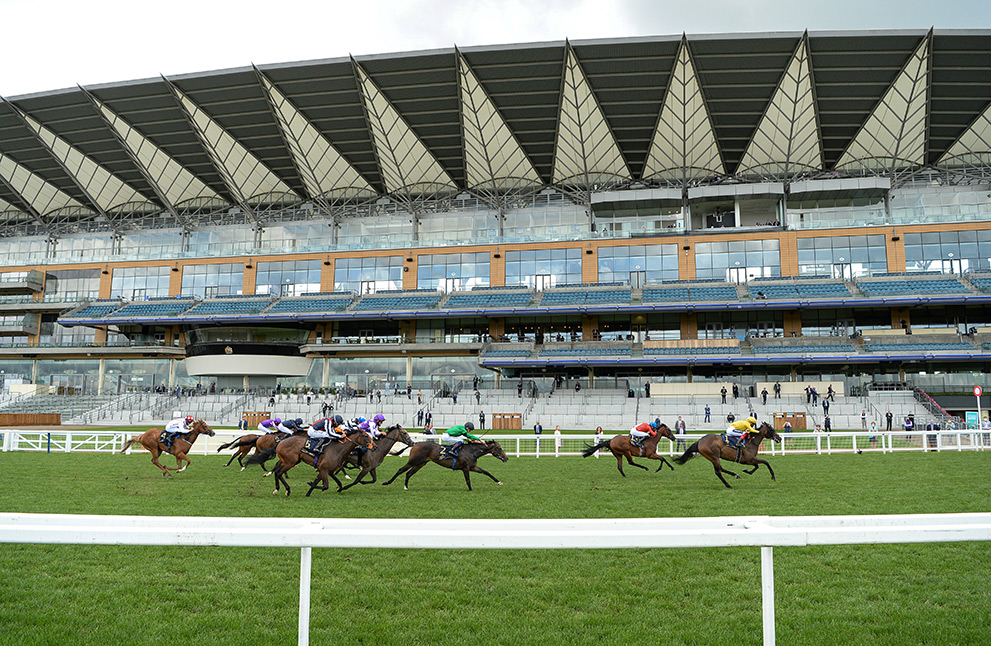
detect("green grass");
top-left (0, 449), bottom-right (989, 645)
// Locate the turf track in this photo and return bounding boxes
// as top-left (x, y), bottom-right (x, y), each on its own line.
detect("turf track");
top-left (0, 449), bottom-right (989, 645)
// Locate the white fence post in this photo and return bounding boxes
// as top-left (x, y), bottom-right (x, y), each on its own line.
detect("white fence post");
top-left (761, 546), bottom-right (775, 646)
top-left (298, 546), bottom-right (311, 646)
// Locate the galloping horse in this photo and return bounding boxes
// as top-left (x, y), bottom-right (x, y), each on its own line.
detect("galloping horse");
top-left (247, 429), bottom-right (370, 497)
top-left (382, 440), bottom-right (509, 491)
top-left (672, 421), bottom-right (782, 488)
top-left (338, 424), bottom-right (414, 491)
top-left (217, 432), bottom-right (286, 470)
top-left (580, 424), bottom-right (677, 477)
top-left (119, 419), bottom-right (215, 477)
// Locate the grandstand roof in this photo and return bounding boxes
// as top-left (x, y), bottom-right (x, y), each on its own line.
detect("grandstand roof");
top-left (2, 29), bottom-right (991, 236)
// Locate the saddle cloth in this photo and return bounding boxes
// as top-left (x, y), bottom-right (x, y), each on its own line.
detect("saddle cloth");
top-left (720, 434), bottom-right (744, 462)
top-left (302, 438), bottom-right (325, 460)
top-left (439, 443), bottom-right (461, 468)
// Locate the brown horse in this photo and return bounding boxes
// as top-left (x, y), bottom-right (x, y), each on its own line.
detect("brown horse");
top-left (217, 432), bottom-right (286, 470)
top-left (338, 424), bottom-right (415, 491)
top-left (246, 429), bottom-right (370, 497)
top-left (119, 419), bottom-right (216, 477)
top-left (382, 439), bottom-right (509, 491)
top-left (672, 421), bottom-right (782, 488)
top-left (580, 423), bottom-right (677, 476)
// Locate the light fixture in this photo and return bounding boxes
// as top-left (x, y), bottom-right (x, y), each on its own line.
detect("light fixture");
top-left (323, 255), bottom-right (331, 266)
top-left (171, 262), bottom-right (180, 273)
top-left (101, 264), bottom-right (109, 275)
top-left (245, 258), bottom-right (253, 269)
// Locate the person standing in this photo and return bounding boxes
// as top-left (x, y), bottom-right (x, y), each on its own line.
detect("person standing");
top-left (452, 390), bottom-right (458, 404)
top-left (869, 421), bottom-right (878, 449)
top-left (822, 398), bottom-right (830, 414)
top-left (720, 386), bottom-right (727, 404)
top-left (554, 425), bottom-right (562, 457)
top-left (675, 416), bottom-right (687, 451)
top-left (861, 410), bottom-right (867, 430)
top-left (425, 409), bottom-right (432, 428)
top-left (417, 409), bottom-right (424, 427)
top-left (823, 414), bottom-right (832, 432)
top-left (517, 380), bottom-right (523, 398)
top-left (593, 426), bottom-right (604, 458)
top-left (885, 409), bottom-right (893, 432)
top-left (732, 383), bottom-right (739, 399)
top-left (761, 388), bottom-right (768, 405)
top-left (774, 381), bottom-right (781, 399)
top-left (474, 389), bottom-right (481, 404)
top-left (704, 404), bottom-right (711, 424)
top-left (479, 410), bottom-right (485, 430)
top-left (534, 420), bottom-right (543, 456)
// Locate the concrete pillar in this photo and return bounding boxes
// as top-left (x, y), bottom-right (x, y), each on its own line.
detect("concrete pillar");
top-left (168, 359), bottom-right (177, 388)
top-left (97, 359), bottom-right (105, 395)
top-left (320, 257), bottom-right (335, 292)
top-left (679, 239), bottom-right (696, 280)
top-left (403, 254), bottom-right (417, 290)
top-left (680, 313), bottom-right (698, 340)
top-left (322, 358), bottom-right (330, 389)
top-left (886, 229), bottom-right (905, 273)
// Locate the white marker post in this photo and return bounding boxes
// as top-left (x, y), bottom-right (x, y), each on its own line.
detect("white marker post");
top-left (975, 386), bottom-right (983, 432)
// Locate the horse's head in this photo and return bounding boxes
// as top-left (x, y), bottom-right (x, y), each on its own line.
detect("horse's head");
top-left (655, 423), bottom-right (676, 441)
top-left (759, 422), bottom-right (782, 443)
top-left (485, 440), bottom-right (509, 462)
top-left (193, 419), bottom-right (215, 437)
top-left (348, 427), bottom-right (372, 448)
top-left (390, 425), bottom-right (415, 446)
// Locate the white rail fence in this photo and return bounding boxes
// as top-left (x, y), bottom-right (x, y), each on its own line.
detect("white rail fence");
top-left (2, 429), bottom-right (989, 457)
top-left (1, 512), bottom-right (989, 646)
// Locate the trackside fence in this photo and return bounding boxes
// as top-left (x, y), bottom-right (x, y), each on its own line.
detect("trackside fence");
top-left (1, 512), bottom-right (989, 646)
top-left (2, 430), bottom-right (989, 457)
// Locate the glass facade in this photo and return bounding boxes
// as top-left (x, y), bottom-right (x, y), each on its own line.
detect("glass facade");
top-left (44, 269), bottom-right (101, 301)
top-left (334, 256), bottom-right (403, 293)
top-left (505, 248), bottom-right (582, 288)
top-left (598, 244), bottom-right (678, 284)
top-left (254, 259), bottom-right (321, 297)
top-left (181, 263), bottom-right (244, 298)
top-left (503, 201), bottom-right (589, 240)
top-left (186, 227), bottom-right (255, 256)
top-left (695, 239), bottom-right (780, 282)
top-left (419, 209), bottom-right (499, 244)
top-left (260, 222), bottom-right (334, 252)
top-left (110, 266), bottom-right (170, 299)
top-left (417, 252), bottom-right (489, 291)
top-left (54, 234), bottom-right (114, 260)
top-left (337, 214), bottom-right (412, 248)
top-left (119, 230), bottom-right (183, 259)
top-left (593, 202), bottom-right (683, 237)
top-left (796, 235), bottom-right (887, 278)
top-left (904, 230), bottom-right (991, 273)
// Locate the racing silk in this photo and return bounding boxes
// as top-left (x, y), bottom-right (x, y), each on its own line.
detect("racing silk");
top-left (258, 419), bottom-right (280, 433)
top-left (630, 422), bottom-right (654, 438)
top-left (443, 424), bottom-right (480, 442)
top-left (166, 418), bottom-right (190, 434)
top-left (367, 420), bottom-right (386, 439)
top-left (726, 419), bottom-right (756, 438)
top-left (276, 421), bottom-right (296, 434)
top-left (310, 417), bottom-right (343, 439)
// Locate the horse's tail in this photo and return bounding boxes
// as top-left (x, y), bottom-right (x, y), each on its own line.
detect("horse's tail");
top-left (119, 437), bottom-right (137, 454)
top-left (245, 446), bottom-right (277, 466)
top-left (581, 440), bottom-right (611, 458)
top-left (672, 441), bottom-right (701, 465)
top-left (217, 435), bottom-right (257, 452)
top-left (390, 444), bottom-right (411, 456)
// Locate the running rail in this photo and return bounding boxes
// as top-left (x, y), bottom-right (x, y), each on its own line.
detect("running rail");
top-left (1, 512), bottom-right (990, 646)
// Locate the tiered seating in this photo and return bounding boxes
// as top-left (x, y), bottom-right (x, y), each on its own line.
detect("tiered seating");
top-left (266, 294), bottom-right (354, 313)
top-left (748, 282), bottom-right (851, 299)
top-left (445, 291), bottom-right (532, 308)
top-left (864, 341), bottom-right (974, 353)
top-left (481, 349), bottom-right (532, 357)
top-left (61, 303), bottom-right (120, 319)
top-left (642, 285), bottom-right (738, 303)
top-left (856, 278), bottom-right (969, 296)
top-left (184, 299), bottom-right (271, 316)
top-left (353, 293), bottom-right (442, 311)
top-left (753, 343), bottom-right (857, 353)
top-left (644, 346), bottom-right (742, 355)
top-left (541, 347), bottom-right (631, 356)
top-left (540, 288), bottom-right (631, 306)
top-left (969, 276), bottom-right (991, 292)
top-left (107, 300), bottom-right (195, 317)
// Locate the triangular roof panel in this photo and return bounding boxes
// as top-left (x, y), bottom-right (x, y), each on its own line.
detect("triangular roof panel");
top-left (552, 44), bottom-right (631, 187)
top-left (939, 99), bottom-right (991, 165)
top-left (836, 33), bottom-right (931, 172)
top-left (0, 150), bottom-right (85, 216)
top-left (642, 37), bottom-right (725, 184)
top-left (737, 35), bottom-right (822, 177)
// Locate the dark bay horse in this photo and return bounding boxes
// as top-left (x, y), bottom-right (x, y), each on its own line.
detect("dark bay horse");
top-left (672, 421), bottom-right (782, 488)
top-left (338, 424), bottom-right (414, 491)
top-left (246, 429), bottom-right (369, 497)
top-left (119, 419), bottom-right (216, 477)
top-left (217, 432), bottom-right (286, 470)
top-left (580, 424), bottom-right (677, 476)
top-left (382, 440), bottom-right (509, 491)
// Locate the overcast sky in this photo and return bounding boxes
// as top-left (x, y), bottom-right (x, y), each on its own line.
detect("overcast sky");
top-left (2, 0), bottom-right (988, 97)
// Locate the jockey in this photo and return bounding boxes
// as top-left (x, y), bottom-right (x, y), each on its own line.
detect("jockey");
top-left (726, 416), bottom-right (758, 448)
top-left (258, 417), bottom-right (282, 434)
top-left (309, 416), bottom-right (346, 442)
top-left (441, 421), bottom-right (483, 445)
top-left (368, 413), bottom-right (387, 441)
top-left (165, 415), bottom-right (194, 444)
top-left (629, 418), bottom-right (660, 446)
top-left (276, 418), bottom-right (297, 434)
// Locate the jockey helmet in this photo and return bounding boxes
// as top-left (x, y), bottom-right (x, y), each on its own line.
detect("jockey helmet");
top-left (464, 422), bottom-right (475, 430)
top-left (747, 416), bottom-right (757, 425)
top-left (358, 421), bottom-right (370, 431)
top-left (374, 413), bottom-right (386, 423)
top-left (274, 417), bottom-right (282, 425)
top-left (653, 417), bottom-right (661, 428)
top-left (333, 414), bottom-right (344, 426)
top-left (184, 415), bottom-right (194, 425)
top-left (358, 417), bottom-right (367, 423)
top-left (295, 418), bottom-right (303, 426)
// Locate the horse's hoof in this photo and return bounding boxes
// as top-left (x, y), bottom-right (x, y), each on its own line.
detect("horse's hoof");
top-left (403, 486), bottom-right (408, 491)
top-left (497, 482), bottom-right (504, 486)
top-left (735, 475), bottom-right (741, 479)
top-left (272, 490), bottom-right (278, 496)
top-left (240, 467), bottom-right (245, 472)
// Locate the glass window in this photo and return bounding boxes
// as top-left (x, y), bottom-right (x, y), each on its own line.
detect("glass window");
top-left (505, 249), bottom-right (582, 288)
top-left (110, 266), bottom-right (171, 299)
top-left (417, 253), bottom-right (490, 291)
top-left (796, 235), bottom-right (886, 278)
top-left (905, 230), bottom-right (989, 273)
top-left (598, 244), bottom-right (678, 284)
top-left (255, 259), bottom-right (321, 297)
top-left (44, 269), bottom-right (101, 301)
top-left (696, 239), bottom-right (780, 282)
top-left (334, 256), bottom-right (403, 293)
top-left (181, 263), bottom-right (244, 298)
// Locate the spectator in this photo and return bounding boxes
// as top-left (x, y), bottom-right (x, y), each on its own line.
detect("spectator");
top-left (534, 420), bottom-right (543, 456)
top-left (425, 409), bottom-right (432, 428)
top-left (732, 383), bottom-right (739, 399)
top-left (805, 385), bottom-right (812, 404)
top-left (423, 422), bottom-right (435, 435)
top-left (822, 399), bottom-right (830, 414)
top-left (720, 386), bottom-right (727, 404)
top-left (904, 415), bottom-right (914, 433)
top-left (885, 409), bottom-right (893, 432)
top-left (238, 416), bottom-right (249, 431)
top-left (554, 425), bottom-right (562, 456)
top-left (479, 410), bottom-right (485, 430)
top-left (306, 389), bottom-right (313, 405)
top-left (869, 421), bottom-right (878, 449)
top-left (417, 390), bottom-right (422, 405)
top-left (761, 388), bottom-right (768, 405)
top-left (417, 409), bottom-right (424, 427)
top-left (474, 389), bottom-right (481, 404)
top-left (704, 404), bottom-right (711, 423)
top-left (575, 380), bottom-right (581, 393)
top-left (644, 382), bottom-right (650, 397)
top-left (774, 382), bottom-right (781, 399)
top-left (406, 384), bottom-right (412, 400)
top-left (675, 416), bottom-right (687, 451)
top-left (472, 374), bottom-right (479, 390)
top-left (827, 384), bottom-right (835, 401)
top-left (861, 410), bottom-right (867, 430)
top-left (811, 388), bottom-right (819, 406)
top-left (518, 380), bottom-right (523, 398)
top-left (593, 426), bottom-right (604, 458)
top-left (823, 414), bottom-right (832, 432)
top-left (783, 419), bottom-right (792, 433)
top-left (452, 390), bottom-right (458, 404)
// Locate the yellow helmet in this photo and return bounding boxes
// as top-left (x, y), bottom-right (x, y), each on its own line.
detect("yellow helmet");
top-left (747, 416), bottom-right (757, 425)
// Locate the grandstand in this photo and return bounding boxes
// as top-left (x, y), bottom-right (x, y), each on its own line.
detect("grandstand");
top-left (2, 30), bottom-right (991, 429)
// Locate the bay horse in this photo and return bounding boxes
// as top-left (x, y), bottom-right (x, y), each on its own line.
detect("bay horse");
top-left (217, 432), bottom-right (286, 470)
top-left (382, 440), bottom-right (509, 491)
top-left (247, 429), bottom-right (370, 497)
top-left (338, 424), bottom-right (414, 491)
top-left (580, 423), bottom-right (677, 477)
top-left (672, 421), bottom-right (782, 488)
top-left (119, 419), bottom-right (216, 477)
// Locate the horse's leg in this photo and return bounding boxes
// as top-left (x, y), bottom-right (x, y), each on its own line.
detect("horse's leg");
top-left (614, 452), bottom-right (626, 477)
top-left (462, 468), bottom-right (473, 491)
top-left (625, 455), bottom-right (650, 471)
top-left (745, 459), bottom-right (775, 481)
top-left (470, 465), bottom-right (503, 486)
top-left (149, 447), bottom-right (171, 477)
top-left (305, 465), bottom-right (327, 497)
top-left (329, 470), bottom-right (346, 492)
top-left (401, 463), bottom-right (427, 490)
top-left (224, 451), bottom-right (238, 467)
top-left (383, 460), bottom-right (415, 486)
top-left (706, 455), bottom-right (733, 489)
top-left (339, 469), bottom-right (369, 491)
top-left (362, 468), bottom-right (377, 484)
top-left (174, 451), bottom-right (190, 472)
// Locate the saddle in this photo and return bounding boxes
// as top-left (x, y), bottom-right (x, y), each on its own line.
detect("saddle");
top-left (302, 437), bottom-right (327, 461)
top-left (721, 434), bottom-right (745, 462)
top-left (629, 435), bottom-right (645, 456)
top-left (439, 443), bottom-right (461, 469)
top-left (158, 430), bottom-right (185, 451)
